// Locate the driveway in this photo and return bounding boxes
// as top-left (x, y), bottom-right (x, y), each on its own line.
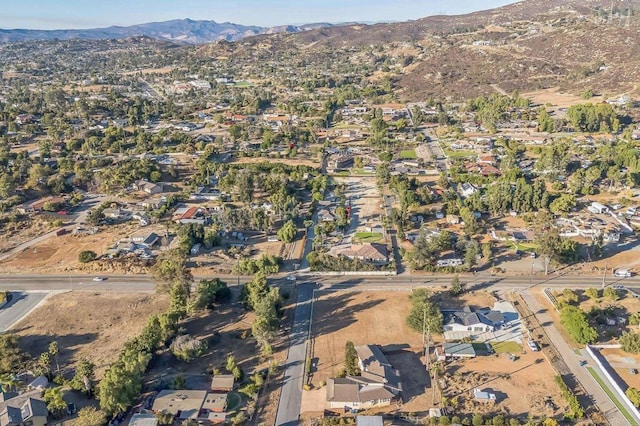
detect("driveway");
top-left (520, 290), bottom-right (629, 425)
top-left (0, 291), bottom-right (50, 332)
top-left (275, 283), bottom-right (315, 425)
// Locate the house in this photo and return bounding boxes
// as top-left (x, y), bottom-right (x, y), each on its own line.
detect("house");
top-left (27, 377), bottom-right (48, 391)
top-left (134, 180), bottom-right (164, 195)
top-left (326, 345), bottom-right (401, 410)
top-left (327, 154), bottom-right (354, 171)
top-left (327, 244), bottom-right (390, 265)
top-left (131, 232), bottom-right (159, 248)
top-left (0, 391), bottom-right (48, 426)
top-left (173, 206), bottom-right (208, 225)
top-left (103, 208), bottom-right (124, 219)
top-left (435, 343), bottom-right (477, 360)
top-left (588, 202), bottom-right (609, 215)
top-left (318, 209), bottom-right (335, 222)
top-left (474, 388), bottom-right (497, 402)
top-left (152, 390), bottom-right (227, 424)
top-left (442, 307), bottom-right (505, 338)
top-left (459, 182), bottom-right (479, 198)
top-left (17, 196), bottom-right (65, 214)
top-left (211, 375), bottom-right (234, 392)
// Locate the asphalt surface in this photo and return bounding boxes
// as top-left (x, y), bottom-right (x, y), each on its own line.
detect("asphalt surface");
top-left (0, 291), bottom-right (49, 332)
top-left (275, 283), bottom-right (315, 426)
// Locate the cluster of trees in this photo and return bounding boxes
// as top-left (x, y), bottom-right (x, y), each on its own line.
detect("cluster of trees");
top-left (232, 254), bottom-right (281, 275)
top-left (620, 332), bottom-right (640, 354)
top-left (406, 289), bottom-right (443, 334)
top-left (242, 273), bottom-right (281, 355)
top-left (406, 230), bottom-right (453, 271)
top-left (277, 219), bottom-right (297, 243)
top-left (306, 250), bottom-right (377, 272)
top-left (467, 92), bottom-right (530, 132)
top-left (536, 230), bottom-right (579, 269)
top-left (176, 223), bottom-right (220, 255)
top-left (554, 375), bottom-right (585, 419)
top-left (567, 103), bottom-right (620, 133)
top-left (559, 305), bottom-right (597, 345)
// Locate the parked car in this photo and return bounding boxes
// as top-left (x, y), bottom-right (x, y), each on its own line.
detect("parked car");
top-left (527, 340), bottom-right (539, 352)
top-left (93, 276), bottom-right (106, 282)
top-left (286, 275), bottom-right (296, 281)
top-left (614, 269), bottom-right (632, 278)
top-left (630, 368), bottom-right (638, 375)
top-left (579, 360), bottom-right (588, 367)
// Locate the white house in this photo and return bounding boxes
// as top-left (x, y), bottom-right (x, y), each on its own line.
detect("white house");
top-left (460, 182), bottom-right (479, 198)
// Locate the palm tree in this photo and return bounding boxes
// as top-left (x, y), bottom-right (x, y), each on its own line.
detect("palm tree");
top-left (0, 373), bottom-right (17, 392)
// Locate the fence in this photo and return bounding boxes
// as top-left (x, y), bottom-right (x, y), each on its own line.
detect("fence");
top-left (585, 345), bottom-right (640, 424)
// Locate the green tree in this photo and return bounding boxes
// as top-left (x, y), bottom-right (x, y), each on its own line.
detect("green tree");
top-left (344, 341), bottom-right (360, 376)
top-left (603, 287), bottom-right (618, 301)
top-left (472, 414), bottom-right (484, 426)
top-left (620, 332), bottom-right (640, 354)
top-left (626, 387), bottom-right (640, 407)
top-left (78, 250), bottom-right (97, 263)
top-left (585, 288), bottom-right (600, 299)
top-left (71, 359), bottom-right (95, 395)
top-left (560, 306), bottom-right (598, 344)
top-left (406, 289), bottom-right (443, 333)
top-left (150, 249), bottom-right (193, 293)
top-left (450, 276), bottom-right (464, 296)
top-left (252, 288), bottom-right (280, 351)
top-left (74, 407), bottom-right (107, 426)
top-left (43, 387), bottom-right (67, 417)
top-left (277, 220), bottom-right (297, 243)
top-left (48, 341), bottom-right (60, 376)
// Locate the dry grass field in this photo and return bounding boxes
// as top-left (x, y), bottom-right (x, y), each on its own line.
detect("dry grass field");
top-left (12, 292), bottom-right (168, 377)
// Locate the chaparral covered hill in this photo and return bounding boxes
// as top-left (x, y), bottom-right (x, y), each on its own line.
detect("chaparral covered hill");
top-left (201, 0), bottom-right (640, 100)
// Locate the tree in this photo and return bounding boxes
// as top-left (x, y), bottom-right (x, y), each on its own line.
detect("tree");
top-left (620, 332), bottom-right (640, 354)
top-left (49, 341), bottom-right (60, 376)
top-left (150, 249), bottom-right (193, 293)
top-left (549, 194), bottom-right (576, 214)
top-left (472, 414), bottom-right (484, 426)
top-left (450, 276), bottom-right (464, 296)
top-left (0, 335), bottom-right (24, 374)
top-left (78, 250), bottom-right (97, 263)
top-left (169, 281), bottom-right (190, 319)
top-left (585, 288), bottom-right (600, 299)
top-left (156, 411), bottom-right (174, 426)
top-left (43, 387), bottom-right (67, 417)
top-left (277, 220), bottom-right (297, 243)
top-left (252, 288), bottom-right (280, 351)
top-left (226, 355), bottom-right (237, 373)
top-left (561, 288), bottom-right (578, 305)
top-left (74, 407), bottom-right (107, 426)
top-left (0, 373), bottom-right (17, 392)
top-left (560, 306), bottom-right (598, 344)
top-left (190, 278), bottom-right (230, 311)
top-left (406, 289), bottom-right (443, 333)
top-left (71, 359), bottom-right (95, 395)
top-left (627, 387), bottom-right (640, 407)
top-left (603, 287), bottom-right (618, 301)
top-left (344, 341), bottom-right (360, 376)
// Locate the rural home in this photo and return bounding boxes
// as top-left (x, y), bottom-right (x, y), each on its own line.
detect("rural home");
top-left (131, 232), bottom-right (159, 248)
top-left (459, 183), bottom-right (479, 198)
top-left (326, 345), bottom-right (402, 410)
top-left (0, 391), bottom-right (48, 426)
top-left (134, 180), bottom-right (164, 195)
top-left (152, 390), bottom-right (227, 424)
top-left (434, 342), bottom-right (477, 360)
top-left (17, 196), bottom-right (65, 214)
top-left (443, 307), bottom-right (505, 339)
top-left (327, 243), bottom-right (390, 265)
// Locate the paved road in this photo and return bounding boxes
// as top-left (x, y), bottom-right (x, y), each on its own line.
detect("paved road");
top-left (275, 283), bottom-right (315, 426)
top-left (520, 290), bottom-right (632, 426)
top-left (0, 291), bottom-right (50, 332)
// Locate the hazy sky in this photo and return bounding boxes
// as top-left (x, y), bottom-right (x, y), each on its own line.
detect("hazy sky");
top-left (0, 0), bottom-right (519, 30)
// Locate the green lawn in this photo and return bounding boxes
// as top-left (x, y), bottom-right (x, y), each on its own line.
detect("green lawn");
top-left (233, 81), bottom-right (254, 88)
top-left (490, 341), bottom-right (522, 354)
top-left (331, 171), bottom-right (350, 176)
top-left (586, 367), bottom-right (637, 425)
top-left (399, 149), bottom-right (417, 159)
top-left (443, 148), bottom-right (477, 159)
top-left (513, 242), bottom-right (539, 252)
top-left (354, 232), bottom-right (383, 243)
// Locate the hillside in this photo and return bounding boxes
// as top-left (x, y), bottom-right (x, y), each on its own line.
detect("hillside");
top-left (224, 0), bottom-right (640, 100)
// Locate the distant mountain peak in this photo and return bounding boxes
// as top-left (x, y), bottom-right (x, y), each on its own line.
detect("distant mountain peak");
top-left (0, 18), bottom-right (336, 44)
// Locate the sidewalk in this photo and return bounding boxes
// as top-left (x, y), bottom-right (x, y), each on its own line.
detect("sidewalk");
top-left (520, 290), bottom-right (628, 425)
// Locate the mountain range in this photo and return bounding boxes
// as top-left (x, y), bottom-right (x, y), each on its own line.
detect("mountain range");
top-left (0, 18), bottom-right (336, 44)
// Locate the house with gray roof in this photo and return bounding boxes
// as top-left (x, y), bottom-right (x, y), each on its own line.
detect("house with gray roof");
top-left (326, 345), bottom-right (402, 410)
top-left (0, 391), bottom-right (48, 426)
top-left (442, 307), bottom-right (505, 339)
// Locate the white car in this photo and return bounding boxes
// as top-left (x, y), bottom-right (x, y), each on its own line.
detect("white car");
top-left (286, 276), bottom-right (296, 281)
top-left (614, 269), bottom-right (632, 278)
top-left (92, 277), bottom-right (105, 282)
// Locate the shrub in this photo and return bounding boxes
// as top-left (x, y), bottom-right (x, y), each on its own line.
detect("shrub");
top-left (626, 387), bottom-right (640, 407)
top-left (78, 250), bottom-right (97, 263)
top-left (621, 332), bottom-right (640, 354)
top-left (170, 335), bottom-right (207, 361)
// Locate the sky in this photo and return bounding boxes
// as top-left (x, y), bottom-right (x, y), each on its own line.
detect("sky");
top-left (0, 0), bottom-right (519, 30)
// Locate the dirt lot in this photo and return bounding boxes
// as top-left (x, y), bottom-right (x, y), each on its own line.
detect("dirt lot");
top-left (600, 348), bottom-right (640, 390)
top-left (0, 222), bottom-right (149, 274)
top-left (303, 289), bottom-right (505, 417)
top-left (522, 87), bottom-right (603, 109)
top-left (12, 292), bottom-right (168, 377)
top-left (441, 351), bottom-right (568, 419)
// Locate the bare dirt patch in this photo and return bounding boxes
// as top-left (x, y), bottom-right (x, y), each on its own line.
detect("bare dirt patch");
top-left (522, 87), bottom-right (603, 109)
top-left (13, 292), bottom-right (168, 377)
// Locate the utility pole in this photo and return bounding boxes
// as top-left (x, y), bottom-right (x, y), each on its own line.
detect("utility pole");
top-left (602, 264), bottom-right (607, 289)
